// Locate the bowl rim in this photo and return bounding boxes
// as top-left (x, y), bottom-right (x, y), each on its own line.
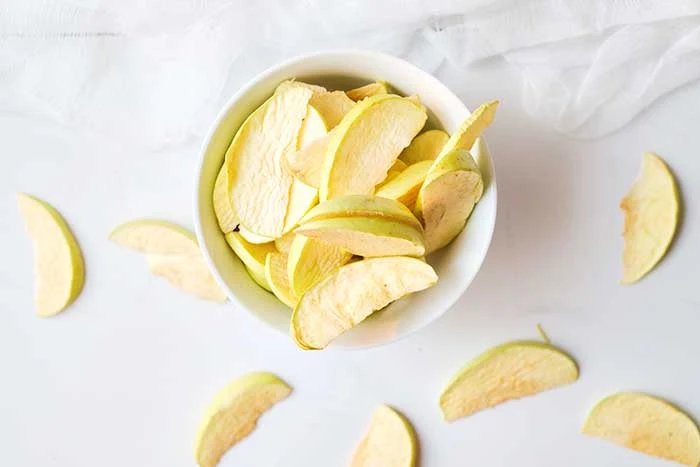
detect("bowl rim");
top-left (193, 48), bottom-right (498, 350)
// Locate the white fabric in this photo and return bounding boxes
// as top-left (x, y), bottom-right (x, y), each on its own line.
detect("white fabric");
top-left (1, 0), bottom-right (699, 148)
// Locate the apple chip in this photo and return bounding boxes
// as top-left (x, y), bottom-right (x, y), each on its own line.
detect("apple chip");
top-left (17, 193), bottom-right (85, 317)
top-left (109, 219), bottom-right (199, 255)
top-left (439, 341), bottom-right (578, 421)
top-left (212, 165), bottom-right (238, 233)
top-left (320, 94), bottom-right (427, 201)
top-left (399, 129), bottom-right (449, 165)
top-left (238, 226), bottom-right (274, 245)
top-left (621, 152), bottom-right (679, 284)
top-left (147, 253), bottom-right (226, 302)
top-left (194, 372), bottom-right (292, 467)
top-left (583, 392), bottom-right (700, 466)
top-left (301, 195), bottom-right (422, 230)
top-left (225, 232), bottom-right (275, 292)
top-left (283, 179), bottom-right (318, 233)
top-left (437, 100), bottom-right (499, 158)
top-left (264, 252), bottom-right (297, 308)
top-left (347, 81), bottom-right (389, 101)
top-left (285, 133), bottom-right (330, 188)
top-left (291, 257), bottom-right (437, 349)
top-left (309, 90), bottom-right (355, 129)
top-left (375, 160), bottom-right (432, 210)
top-left (287, 236), bottom-right (351, 297)
top-left (350, 405), bottom-right (417, 467)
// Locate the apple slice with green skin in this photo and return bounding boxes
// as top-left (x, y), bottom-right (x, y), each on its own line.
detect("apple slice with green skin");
top-left (194, 372), bottom-right (292, 467)
top-left (264, 252), bottom-right (297, 308)
top-left (227, 81), bottom-right (313, 237)
top-left (399, 129), bottom-right (449, 164)
top-left (224, 232), bottom-right (276, 292)
top-left (147, 254), bottom-right (226, 302)
top-left (212, 165), bottom-right (238, 233)
top-left (110, 219), bottom-right (199, 255)
top-left (287, 236), bottom-right (351, 297)
top-left (300, 195), bottom-right (422, 230)
top-left (435, 100), bottom-right (499, 159)
top-left (296, 217), bottom-right (425, 258)
top-left (346, 81), bottom-right (389, 101)
top-left (350, 405), bottom-right (417, 467)
top-left (583, 393), bottom-right (700, 466)
top-left (17, 193), bottom-right (85, 317)
top-left (376, 160), bottom-right (433, 210)
top-left (320, 94), bottom-right (427, 201)
top-left (621, 152), bottom-right (679, 284)
top-left (291, 257), bottom-right (437, 349)
top-left (415, 148), bottom-right (484, 254)
top-left (439, 341), bottom-right (578, 421)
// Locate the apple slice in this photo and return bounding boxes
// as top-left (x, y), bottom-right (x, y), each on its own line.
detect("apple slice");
top-left (621, 152), bottom-right (679, 284)
top-left (350, 405), bottom-right (417, 467)
top-left (224, 232), bottom-right (276, 292)
top-left (301, 195), bottom-right (422, 231)
top-left (147, 253), bottom-right (226, 302)
top-left (320, 94), bottom-right (427, 201)
top-left (238, 226), bottom-right (274, 245)
top-left (291, 257), bottom-right (437, 349)
top-left (439, 341), bottom-right (578, 421)
top-left (109, 219), bottom-right (199, 255)
top-left (347, 81), bottom-right (389, 101)
top-left (287, 236), bottom-right (351, 297)
top-left (17, 193), bottom-right (85, 317)
top-left (285, 133), bottom-right (330, 188)
top-left (436, 100), bottom-right (499, 159)
top-left (227, 81), bottom-right (313, 237)
top-left (194, 372), bottom-right (292, 467)
top-left (265, 252), bottom-right (297, 308)
top-left (376, 160), bottom-right (433, 210)
top-left (309, 90), bottom-right (355, 129)
top-left (296, 217), bottom-right (425, 258)
top-left (212, 165), bottom-right (238, 233)
top-left (297, 104), bottom-right (328, 150)
top-left (583, 392), bottom-right (700, 466)
top-left (283, 179), bottom-right (318, 233)
top-left (399, 129), bottom-right (449, 164)
top-left (415, 148), bottom-right (484, 254)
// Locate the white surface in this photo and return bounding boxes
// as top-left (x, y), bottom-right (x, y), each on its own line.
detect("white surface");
top-left (2, 58), bottom-right (700, 467)
top-left (194, 51), bottom-right (497, 349)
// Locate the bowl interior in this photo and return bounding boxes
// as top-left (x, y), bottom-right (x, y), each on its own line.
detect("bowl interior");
top-left (194, 51), bottom-right (497, 349)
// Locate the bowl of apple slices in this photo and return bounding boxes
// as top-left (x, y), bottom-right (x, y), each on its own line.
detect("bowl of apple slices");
top-left (194, 50), bottom-right (498, 349)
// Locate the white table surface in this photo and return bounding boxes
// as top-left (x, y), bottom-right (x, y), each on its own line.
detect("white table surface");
top-left (2, 57), bottom-right (700, 467)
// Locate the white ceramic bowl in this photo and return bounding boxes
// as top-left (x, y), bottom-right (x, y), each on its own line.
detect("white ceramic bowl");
top-left (194, 50), bottom-right (497, 349)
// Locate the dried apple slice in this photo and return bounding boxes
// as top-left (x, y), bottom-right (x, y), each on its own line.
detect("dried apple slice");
top-left (399, 129), bottom-right (449, 164)
top-left (320, 94), bottom-right (426, 201)
top-left (194, 372), bottom-right (292, 467)
top-left (109, 219), bottom-right (199, 255)
top-left (376, 160), bottom-right (433, 210)
top-left (297, 104), bottom-right (328, 150)
top-left (17, 193), bottom-right (85, 317)
top-left (415, 148), bottom-right (483, 254)
top-left (621, 152), bottom-right (679, 284)
top-left (287, 236), bottom-right (351, 297)
top-left (291, 257), bottom-right (437, 349)
top-left (285, 133), bottom-right (330, 188)
top-left (212, 165), bottom-right (238, 233)
top-left (147, 254), bottom-right (226, 302)
top-left (238, 226), bottom-right (274, 245)
top-left (224, 232), bottom-right (276, 292)
top-left (300, 195), bottom-right (421, 230)
top-left (347, 81), bottom-right (389, 101)
top-left (439, 341), bottom-right (578, 421)
top-left (283, 179), bottom-right (318, 233)
top-left (350, 405), bottom-right (417, 467)
top-left (309, 90), bottom-right (355, 129)
top-left (296, 217), bottom-right (425, 258)
top-left (264, 252), bottom-right (296, 308)
top-left (436, 100), bottom-right (499, 158)
top-left (583, 392), bottom-right (700, 466)
top-left (227, 81), bottom-right (313, 237)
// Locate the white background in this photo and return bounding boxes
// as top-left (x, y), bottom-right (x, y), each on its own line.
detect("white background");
top-left (2, 58), bottom-right (700, 467)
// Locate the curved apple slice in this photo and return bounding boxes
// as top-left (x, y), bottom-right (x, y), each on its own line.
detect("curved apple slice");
top-left (439, 341), bottom-right (578, 421)
top-left (283, 179), bottom-right (318, 233)
top-left (621, 152), bottom-right (679, 284)
top-left (399, 129), bottom-right (449, 164)
top-left (376, 160), bottom-right (433, 210)
top-left (291, 257), bottom-right (437, 349)
top-left (297, 104), bottom-right (328, 150)
top-left (238, 226), bottom-right (274, 245)
top-left (437, 100), bottom-right (498, 158)
top-left (109, 219), bottom-right (199, 255)
top-left (264, 253), bottom-right (296, 308)
top-left (147, 254), bottom-right (226, 302)
top-left (194, 372), bottom-right (292, 467)
top-left (17, 193), bottom-right (85, 317)
top-left (351, 405), bottom-right (417, 467)
top-left (415, 148), bottom-right (483, 254)
top-left (296, 217), bottom-right (425, 258)
top-left (301, 195), bottom-right (421, 230)
top-left (583, 392), bottom-right (700, 466)
top-left (346, 81), bottom-right (389, 101)
top-left (224, 232), bottom-right (275, 292)
top-left (212, 165), bottom-right (238, 233)
top-left (309, 90), bottom-right (355, 129)
top-left (287, 236), bottom-right (351, 297)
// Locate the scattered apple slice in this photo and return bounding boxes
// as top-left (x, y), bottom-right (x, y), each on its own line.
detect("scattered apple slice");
top-left (227, 81), bottom-right (313, 237)
top-left (439, 341), bottom-right (578, 421)
top-left (224, 232), bottom-right (276, 292)
top-left (320, 94), bottom-right (427, 201)
top-left (147, 253), bottom-right (226, 302)
top-left (399, 129), bottom-right (449, 164)
top-left (17, 193), bottom-right (85, 317)
top-left (376, 160), bottom-right (433, 210)
top-left (415, 148), bottom-right (484, 254)
top-left (582, 392), bottom-right (700, 466)
top-left (620, 152), bottom-right (679, 284)
top-left (300, 195), bottom-right (422, 231)
top-left (436, 100), bottom-right (499, 158)
top-left (291, 257), bottom-right (437, 349)
top-left (212, 165), bottom-right (238, 233)
top-left (350, 405), bottom-right (417, 467)
top-left (296, 217), bottom-right (425, 258)
top-left (265, 252), bottom-right (297, 308)
top-left (347, 81), bottom-right (389, 101)
top-left (194, 372), bottom-right (292, 467)
top-left (109, 219), bottom-right (199, 255)
top-left (287, 236), bottom-right (351, 297)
